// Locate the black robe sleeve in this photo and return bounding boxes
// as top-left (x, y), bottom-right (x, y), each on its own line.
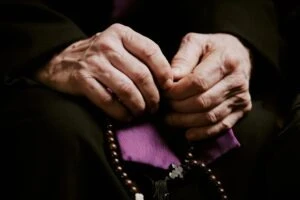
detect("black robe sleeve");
top-left (206, 0), bottom-right (279, 69)
top-left (0, 1), bottom-right (86, 81)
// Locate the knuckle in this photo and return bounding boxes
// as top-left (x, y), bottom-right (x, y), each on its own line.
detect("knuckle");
top-left (118, 82), bottom-right (133, 97)
top-left (172, 56), bottom-right (189, 65)
top-left (110, 23), bottom-right (128, 32)
top-left (132, 69), bottom-right (151, 84)
top-left (231, 74), bottom-right (249, 91)
top-left (85, 54), bottom-right (99, 65)
top-left (203, 37), bottom-right (215, 53)
top-left (71, 69), bottom-right (88, 83)
top-left (182, 32), bottom-right (198, 44)
top-left (108, 49), bottom-right (124, 61)
top-left (142, 42), bottom-right (160, 59)
top-left (191, 75), bottom-right (209, 91)
top-left (95, 36), bottom-right (116, 52)
top-left (101, 94), bottom-right (114, 105)
top-left (123, 28), bottom-right (136, 43)
top-left (220, 120), bottom-right (232, 130)
top-left (206, 111), bottom-right (218, 123)
top-left (196, 95), bottom-right (209, 108)
top-left (226, 54), bottom-right (241, 67)
top-left (236, 93), bottom-right (251, 105)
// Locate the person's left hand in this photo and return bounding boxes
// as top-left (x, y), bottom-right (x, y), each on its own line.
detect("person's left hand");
top-left (165, 33), bottom-right (252, 141)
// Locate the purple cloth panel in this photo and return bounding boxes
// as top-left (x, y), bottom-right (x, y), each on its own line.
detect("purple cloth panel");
top-left (194, 128), bottom-right (240, 164)
top-left (116, 122), bottom-right (240, 169)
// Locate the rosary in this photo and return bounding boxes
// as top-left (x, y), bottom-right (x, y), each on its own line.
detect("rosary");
top-left (104, 121), bottom-right (228, 200)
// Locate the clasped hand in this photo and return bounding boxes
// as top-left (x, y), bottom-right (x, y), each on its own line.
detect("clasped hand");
top-left (35, 24), bottom-right (252, 141)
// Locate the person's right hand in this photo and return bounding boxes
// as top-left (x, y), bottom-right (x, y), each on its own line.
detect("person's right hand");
top-left (35, 23), bottom-right (173, 121)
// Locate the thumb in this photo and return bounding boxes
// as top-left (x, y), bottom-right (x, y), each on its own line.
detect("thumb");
top-left (171, 33), bottom-right (203, 80)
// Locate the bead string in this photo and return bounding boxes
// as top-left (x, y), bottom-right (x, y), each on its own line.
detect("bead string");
top-left (104, 121), bottom-right (228, 200)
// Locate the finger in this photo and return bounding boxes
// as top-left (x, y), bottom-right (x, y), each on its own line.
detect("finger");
top-left (118, 24), bottom-right (173, 90)
top-left (165, 99), bottom-right (233, 127)
top-left (81, 75), bottom-right (132, 122)
top-left (170, 73), bottom-right (249, 112)
top-left (107, 46), bottom-right (160, 113)
top-left (86, 55), bottom-right (146, 116)
top-left (166, 50), bottom-right (233, 100)
top-left (185, 110), bottom-right (245, 141)
top-left (171, 33), bottom-right (203, 80)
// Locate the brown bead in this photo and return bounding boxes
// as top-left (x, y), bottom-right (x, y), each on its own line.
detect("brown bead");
top-left (109, 143), bottom-right (117, 150)
top-left (111, 151), bottom-right (118, 157)
top-left (130, 186), bottom-right (138, 193)
top-left (116, 166), bottom-right (123, 172)
top-left (216, 181), bottom-right (221, 186)
top-left (192, 160), bottom-right (198, 165)
top-left (199, 162), bottom-right (206, 169)
top-left (125, 179), bottom-right (133, 186)
top-left (108, 136), bottom-right (115, 143)
top-left (106, 130), bottom-right (113, 136)
top-left (210, 175), bottom-right (216, 180)
top-left (221, 195), bottom-right (228, 199)
top-left (218, 188), bottom-right (225, 193)
top-left (113, 158), bottom-right (120, 164)
top-left (120, 172), bottom-right (128, 179)
top-left (187, 152), bottom-right (193, 158)
top-left (107, 124), bottom-right (113, 129)
top-left (206, 168), bottom-right (212, 174)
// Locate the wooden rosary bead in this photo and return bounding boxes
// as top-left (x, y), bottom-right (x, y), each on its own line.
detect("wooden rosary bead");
top-left (121, 172), bottom-right (128, 179)
top-left (109, 143), bottom-right (117, 150)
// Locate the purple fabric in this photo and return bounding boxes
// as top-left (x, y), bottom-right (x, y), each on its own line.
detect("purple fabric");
top-left (116, 122), bottom-right (240, 169)
top-left (117, 122), bottom-right (180, 169)
top-left (193, 128), bottom-right (240, 164)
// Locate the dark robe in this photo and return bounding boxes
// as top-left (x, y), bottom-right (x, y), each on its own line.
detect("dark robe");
top-left (1, 0), bottom-right (284, 199)
top-left (257, 2), bottom-right (300, 199)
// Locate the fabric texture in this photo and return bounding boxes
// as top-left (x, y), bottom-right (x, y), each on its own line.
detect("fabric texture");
top-left (116, 122), bottom-right (240, 169)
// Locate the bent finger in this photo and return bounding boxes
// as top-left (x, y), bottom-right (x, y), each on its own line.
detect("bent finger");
top-left (87, 55), bottom-right (146, 116)
top-left (185, 110), bottom-right (245, 141)
top-left (167, 51), bottom-right (232, 100)
top-left (165, 100), bottom-right (233, 127)
top-left (119, 25), bottom-right (173, 90)
top-left (107, 47), bottom-right (160, 113)
top-left (81, 76), bottom-right (132, 121)
top-left (171, 33), bottom-right (203, 80)
top-left (170, 73), bottom-right (249, 112)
